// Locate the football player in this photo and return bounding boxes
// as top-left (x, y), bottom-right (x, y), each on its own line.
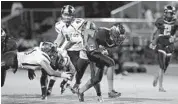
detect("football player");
top-left (1, 46), bottom-right (73, 99)
top-left (39, 42), bottom-right (76, 96)
top-left (76, 22), bottom-right (126, 102)
top-left (1, 28), bottom-right (17, 54)
top-left (150, 5), bottom-right (178, 92)
top-left (47, 5), bottom-right (89, 95)
top-left (1, 28), bottom-right (17, 87)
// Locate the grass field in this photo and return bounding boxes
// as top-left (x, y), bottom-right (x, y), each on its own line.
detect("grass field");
top-left (1, 65), bottom-right (178, 104)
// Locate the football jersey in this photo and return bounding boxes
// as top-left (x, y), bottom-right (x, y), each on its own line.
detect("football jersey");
top-left (84, 27), bottom-right (117, 52)
top-left (17, 47), bottom-right (51, 70)
top-left (55, 18), bottom-right (86, 51)
top-left (155, 17), bottom-right (178, 45)
top-left (2, 38), bottom-right (17, 54)
top-left (155, 17), bottom-right (178, 36)
top-left (39, 42), bottom-right (74, 70)
top-left (95, 27), bottom-right (117, 48)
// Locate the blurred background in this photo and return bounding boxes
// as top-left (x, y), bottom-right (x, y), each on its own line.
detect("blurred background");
top-left (1, 1), bottom-right (178, 74)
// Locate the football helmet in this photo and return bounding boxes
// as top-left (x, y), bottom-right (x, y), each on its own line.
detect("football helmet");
top-left (61, 5), bottom-right (75, 25)
top-left (164, 5), bottom-right (176, 22)
top-left (110, 23), bottom-right (126, 45)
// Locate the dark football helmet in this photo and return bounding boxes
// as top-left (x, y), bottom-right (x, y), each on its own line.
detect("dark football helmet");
top-left (164, 5), bottom-right (176, 22)
top-left (110, 23), bottom-right (126, 45)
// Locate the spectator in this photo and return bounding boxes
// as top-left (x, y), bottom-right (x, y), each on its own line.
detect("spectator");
top-left (142, 5), bottom-right (154, 28)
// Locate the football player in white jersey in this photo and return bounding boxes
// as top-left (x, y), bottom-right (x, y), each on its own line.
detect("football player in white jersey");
top-left (1, 46), bottom-right (73, 100)
top-left (39, 42), bottom-right (76, 96)
top-left (47, 5), bottom-right (89, 95)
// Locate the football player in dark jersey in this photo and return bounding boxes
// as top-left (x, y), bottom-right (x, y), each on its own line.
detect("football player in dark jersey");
top-left (1, 28), bottom-right (17, 87)
top-left (150, 5), bottom-right (178, 92)
top-left (76, 22), bottom-right (125, 102)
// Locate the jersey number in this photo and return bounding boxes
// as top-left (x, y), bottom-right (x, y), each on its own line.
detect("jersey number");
top-left (164, 24), bottom-right (172, 36)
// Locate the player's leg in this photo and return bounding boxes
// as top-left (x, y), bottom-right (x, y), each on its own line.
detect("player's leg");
top-left (74, 58), bottom-right (89, 87)
top-left (40, 69), bottom-right (48, 100)
top-left (1, 51), bottom-right (18, 87)
top-left (78, 65), bottom-right (104, 102)
top-left (157, 50), bottom-right (166, 92)
top-left (77, 52), bottom-right (114, 102)
top-left (47, 76), bottom-right (57, 96)
top-left (107, 66), bottom-right (121, 98)
top-left (165, 44), bottom-right (174, 72)
top-left (67, 51), bottom-right (81, 89)
top-left (1, 65), bottom-right (8, 87)
top-left (90, 62), bottom-right (103, 102)
top-left (60, 58), bottom-right (76, 94)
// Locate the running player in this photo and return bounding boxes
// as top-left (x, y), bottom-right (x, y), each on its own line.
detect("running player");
top-left (76, 22), bottom-right (126, 102)
top-left (47, 5), bottom-right (89, 95)
top-left (150, 5), bottom-right (178, 92)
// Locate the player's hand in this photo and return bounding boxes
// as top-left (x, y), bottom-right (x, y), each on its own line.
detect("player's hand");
top-left (149, 43), bottom-right (156, 50)
top-left (102, 49), bottom-right (109, 55)
top-left (169, 36), bottom-right (175, 43)
top-left (99, 45), bottom-right (109, 55)
top-left (28, 70), bottom-right (36, 80)
top-left (61, 72), bottom-right (73, 80)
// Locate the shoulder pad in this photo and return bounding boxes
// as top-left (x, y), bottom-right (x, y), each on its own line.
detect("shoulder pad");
top-left (72, 18), bottom-right (86, 29)
top-left (155, 17), bottom-right (164, 25)
top-left (55, 20), bottom-right (65, 33)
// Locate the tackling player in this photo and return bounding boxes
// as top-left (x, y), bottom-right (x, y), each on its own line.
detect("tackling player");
top-left (150, 5), bottom-right (178, 92)
top-left (76, 22), bottom-right (126, 102)
top-left (1, 46), bottom-right (73, 99)
top-left (39, 42), bottom-right (76, 96)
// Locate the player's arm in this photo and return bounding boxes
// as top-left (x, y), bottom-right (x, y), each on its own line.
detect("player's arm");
top-left (81, 21), bottom-right (97, 46)
top-left (149, 18), bottom-right (163, 49)
top-left (54, 26), bottom-right (65, 47)
top-left (40, 60), bottom-right (72, 79)
top-left (155, 18), bottom-right (164, 30)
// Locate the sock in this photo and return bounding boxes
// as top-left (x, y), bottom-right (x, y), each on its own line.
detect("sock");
top-left (107, 67), bottom-right (114, 92)
top-left (41, 86), bottom-right (47, 96)
top-left (94, 83), bottom-right (101, 96)
top-left (61, 79), bottom-right (67, 87)
top-left (158, 69), bottom-right (164, 89)
top-left (48, 79), bottom-right (55, 91)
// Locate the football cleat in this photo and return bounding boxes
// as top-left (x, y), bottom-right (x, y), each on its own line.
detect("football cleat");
top-left (97, 96), bottom-right (104, 102)
top-left (108, 90), bottom-right (121, 98)
top-left (77, 89), bottom-right (84, 102)
top-left (71, 83), bottom-right (79, 94)
top-left (47, 89), bottom-right (52, 96)
top-left (41, 95), bottom-right (47, 100)
top-left (159, 88), bottom-right (166, 92)
top-left (60, 83), bottom-right (66, 94)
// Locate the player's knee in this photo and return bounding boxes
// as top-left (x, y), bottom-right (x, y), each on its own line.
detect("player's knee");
top-left (159, 64), bottom-right (165, 70)
top-left (105, 58), bottom-right (115, 67)
top-left (90, 76), bottom-right (102, 85)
